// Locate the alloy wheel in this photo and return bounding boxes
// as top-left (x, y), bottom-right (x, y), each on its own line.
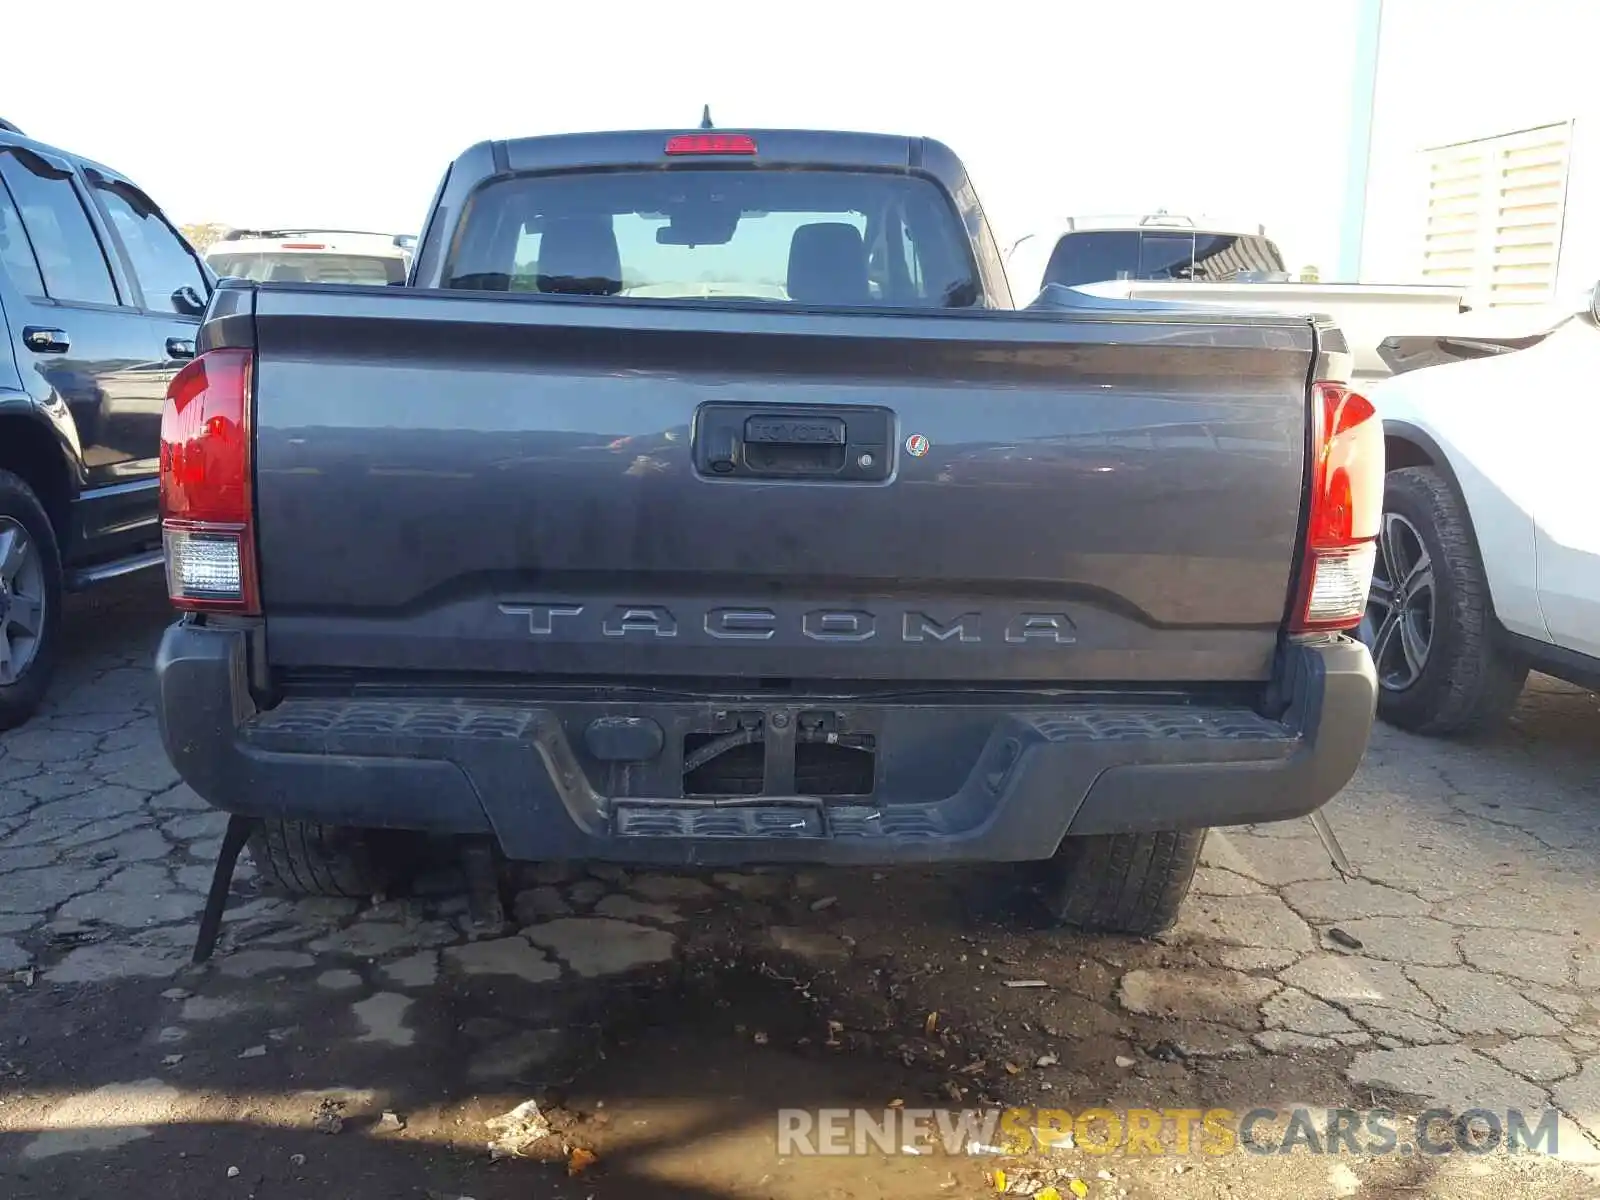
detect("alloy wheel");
top-left (0, 516), bottom-right (46, 685)
top-left (1360, 510), bottom-right (1435, 692)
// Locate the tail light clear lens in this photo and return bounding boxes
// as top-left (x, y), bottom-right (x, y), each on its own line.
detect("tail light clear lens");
top-left (160, 348), bottom-right (259, 613)
top-left (1291, 382), bottom-right (1383, 632)
top-left (1301, 542), bottom-right (1378, 626)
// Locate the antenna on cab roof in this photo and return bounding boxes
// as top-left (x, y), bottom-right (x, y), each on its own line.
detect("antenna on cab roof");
top-left (700, 105), bottom-right (714, 129)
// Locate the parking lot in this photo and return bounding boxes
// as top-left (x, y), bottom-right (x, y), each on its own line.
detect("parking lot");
top-left (2, 577), bottom-right (1600, 1199)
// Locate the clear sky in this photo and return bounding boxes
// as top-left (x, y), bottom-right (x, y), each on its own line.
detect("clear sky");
top-left (8, 0), bottom-right (1361, 272)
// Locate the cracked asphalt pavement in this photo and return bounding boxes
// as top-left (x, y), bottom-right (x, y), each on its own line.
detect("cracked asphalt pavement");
top-left (2, 578), bottom-right (1600, 1199)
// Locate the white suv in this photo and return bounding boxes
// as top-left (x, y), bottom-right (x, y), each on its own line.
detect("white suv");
top-left (206, 229), bottom-right (414, 286)
top-left (1361, 283), bottom-right (1600, 734)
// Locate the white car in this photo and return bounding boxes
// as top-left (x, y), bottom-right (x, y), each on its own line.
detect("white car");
top-left (1361, 283), bottom-right (1600, 734)
top-left (1004, 213), bottom-right (1467, 382)
top-left (206, 229), bottom-right (414, 286)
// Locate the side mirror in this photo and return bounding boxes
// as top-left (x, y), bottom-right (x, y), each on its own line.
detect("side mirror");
top-left (172, 285), bottom-right (206, 317)
top-left (1590, 280), bottom-right (1600, 325)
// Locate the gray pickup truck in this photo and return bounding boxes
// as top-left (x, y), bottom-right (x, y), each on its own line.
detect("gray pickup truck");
top-left (155, 128), bottom-right (1380, 938)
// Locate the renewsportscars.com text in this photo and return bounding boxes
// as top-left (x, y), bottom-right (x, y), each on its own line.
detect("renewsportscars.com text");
top-left (777, 1106), bottom-right (1562, 1157)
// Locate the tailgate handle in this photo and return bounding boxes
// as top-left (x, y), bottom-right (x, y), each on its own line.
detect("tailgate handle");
top-left (740, 414), bottom-right (849, 477)
top-left (693, 403), bottom-right (892, 482)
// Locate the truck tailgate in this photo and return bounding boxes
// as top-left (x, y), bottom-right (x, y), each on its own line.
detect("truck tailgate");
top-left (250, 286), bottom-right (1314, 683)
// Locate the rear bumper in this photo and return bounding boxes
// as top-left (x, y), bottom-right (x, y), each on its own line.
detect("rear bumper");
top-left (155, 624), bottom-right (1376, 866)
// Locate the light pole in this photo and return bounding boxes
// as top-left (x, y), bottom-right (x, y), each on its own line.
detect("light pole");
top-left (1339, 0), bottom-right (1384, 282)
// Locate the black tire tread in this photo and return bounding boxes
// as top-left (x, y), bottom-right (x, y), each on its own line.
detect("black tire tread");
top-left (1040, 828), bottom-right (1207, 936)
top-left (1376, 467), bottom-right (1527, 736)
top-left (247, 819), bottom-right (379, 898)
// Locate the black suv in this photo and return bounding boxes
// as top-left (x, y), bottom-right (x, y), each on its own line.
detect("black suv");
top-left (0, 117), bottom-right (214, 727)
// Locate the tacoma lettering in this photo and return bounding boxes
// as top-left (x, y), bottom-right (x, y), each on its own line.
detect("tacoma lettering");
top-left (498, 602), bottom-right (583, 635)
top-left (501, 603), bottom-right (1077, 645)
top-left (802, 609), bottom-right (876, 642)
top-left (602, 606), bottom-right (678, 638)
top-left (706, 608), bottom-right (778, 639)
top-left (903, 611), bottom-right (980, 643)
top-left (1005, 614), bottom-right (1077, 644)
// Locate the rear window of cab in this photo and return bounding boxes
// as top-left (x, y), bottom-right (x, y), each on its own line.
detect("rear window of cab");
top-left (207, 252), bottom-right (406, 286)
top-left (444, 168), bottom-right (981, 308)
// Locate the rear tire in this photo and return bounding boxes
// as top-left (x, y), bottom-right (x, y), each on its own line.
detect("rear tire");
top-left (0, 470), bottom-right (63, 732)
top-left (1038, 829), bottom-right (1206, 937)
top-left (1361, 467), bottom-right (1527, 736)
top-left (247, 819), bottom-right (393, 898)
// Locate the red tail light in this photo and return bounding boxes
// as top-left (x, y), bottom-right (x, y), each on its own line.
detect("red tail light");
top-left (160, 348), bottom-right (259, 613)
top-left (665, 133), bottom-right (757, 156)
top-left (1290, 382), bottom-right (1383, 632)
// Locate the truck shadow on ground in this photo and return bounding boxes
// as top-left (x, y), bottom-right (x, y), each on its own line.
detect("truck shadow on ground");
top-left (0, 891), bottom-right (1464, 1200)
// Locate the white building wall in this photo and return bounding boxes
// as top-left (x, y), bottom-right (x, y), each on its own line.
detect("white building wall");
top-left (1359, 0), bottom-right (1600, 303)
